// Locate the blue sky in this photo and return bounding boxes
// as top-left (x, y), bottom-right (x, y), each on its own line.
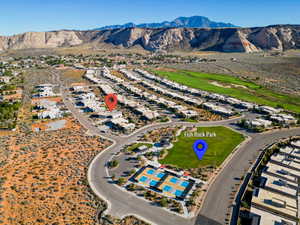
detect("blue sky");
top-left (1, 0), bottom-right (299, 35)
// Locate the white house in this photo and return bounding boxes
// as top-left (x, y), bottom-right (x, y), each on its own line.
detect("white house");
top-left (38, 108), bottom-right (62, 119)
top-left (203, 102), bottom-right (234, 116)
top-left (109, 111), bottom-right (123, 119)
top-left (0, 76), bottom-right (11, 83)
top-left (246, 118), bottom-right (272, 128)
top-left (110, 117), bottom-right (135, 130)
top-left (270, 114), bottom-right (297, 125)
top-left (181, 110), bottom-right (198, 118)
top-left (258, 106), bottom-right (281, 115)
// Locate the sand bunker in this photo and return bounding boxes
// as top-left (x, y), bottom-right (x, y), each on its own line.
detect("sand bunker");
top-left (211, 81), bottom-right (248, 89)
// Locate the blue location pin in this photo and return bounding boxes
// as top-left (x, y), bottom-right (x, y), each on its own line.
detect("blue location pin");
top-left (193, 140), bottom-right (208, 160)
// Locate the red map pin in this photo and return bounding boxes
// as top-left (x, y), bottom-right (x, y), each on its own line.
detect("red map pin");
top-left (104, 94), bottom-right (118, 111)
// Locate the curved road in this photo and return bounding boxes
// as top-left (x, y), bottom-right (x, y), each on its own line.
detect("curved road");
top-left (196, 127), bottom-right (300, 225)
top-left (56, 71), bottom-right (300, 225)
top-left (87, 122), bottom-right (300, 225)
top-left (87, 119), bottom-right (244, 225)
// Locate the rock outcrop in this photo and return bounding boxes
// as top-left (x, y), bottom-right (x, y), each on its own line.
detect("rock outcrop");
top-left (0, 30), bottom-right (83, 51)
top-left (0, 25), bottom-right (299, 53)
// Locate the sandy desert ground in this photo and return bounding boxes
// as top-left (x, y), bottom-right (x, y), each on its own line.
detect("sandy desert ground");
top-left (0, 119), bottom-right (112, 225)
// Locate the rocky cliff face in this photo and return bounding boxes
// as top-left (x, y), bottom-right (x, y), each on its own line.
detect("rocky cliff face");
top-left (0, 31), bottom-right (83, 51)
top-left (0, 25), bottom-right (299, 53)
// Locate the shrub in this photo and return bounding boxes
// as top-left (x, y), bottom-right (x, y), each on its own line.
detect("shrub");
top-left (117, 177), bottom-right (126, 186)
top-left (108, 160), bottom-right (119, 168)
top-left (160, 197), bottom-right (168, 207)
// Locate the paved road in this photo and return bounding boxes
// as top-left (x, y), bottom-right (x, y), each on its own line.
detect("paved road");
top-left (197, 127), bottom-right (300, 225)
top-left (54, 70), bottom-right (300, 225)
top-left (87, 124), bottom-right (300, 225)
top-left (87, 119), bottom-right (245, 225)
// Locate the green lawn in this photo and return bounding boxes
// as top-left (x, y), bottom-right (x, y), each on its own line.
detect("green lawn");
top-left (159, 126), bottom-right (245, 169)
top-left (151, 69), bottom-right (300, 113)
top-left (127, 143), bottom-right (153, 152)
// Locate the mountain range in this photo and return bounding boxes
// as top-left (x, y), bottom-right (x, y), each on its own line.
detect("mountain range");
top-left (94, 16), bottom-right (238, 30)
top-left (0, 19), bottom-right (299, 53)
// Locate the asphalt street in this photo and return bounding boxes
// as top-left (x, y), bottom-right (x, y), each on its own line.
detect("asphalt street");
top-left (197, 127), bottom-right (300, 225)
top-left (54, 70), bottom-right (300, 225)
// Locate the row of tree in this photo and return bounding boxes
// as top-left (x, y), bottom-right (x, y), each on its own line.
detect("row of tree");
top-left (0, 101), bottom-right (21, 127)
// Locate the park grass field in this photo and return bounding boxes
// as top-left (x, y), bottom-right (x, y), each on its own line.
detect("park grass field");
top-left (159, 126), bottom-right (245, 169)
top-left (151, 69), bottom-right (300, 113)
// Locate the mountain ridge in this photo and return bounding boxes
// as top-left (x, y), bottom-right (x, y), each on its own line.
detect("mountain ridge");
top-left (93, 16), bottom-right (238, 30)
top-left (0, 25), bottom-right (299, 53)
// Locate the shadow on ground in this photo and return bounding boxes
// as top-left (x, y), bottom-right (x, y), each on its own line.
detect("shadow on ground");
top-left (195, 214), bottom-right (222, 225)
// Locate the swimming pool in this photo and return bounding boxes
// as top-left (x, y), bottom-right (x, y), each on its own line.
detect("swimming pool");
top-left (156, 172), bottom-right (165, 178)
top-left (181, 181), bottom-right (189, 187)
top-left (163, 185), bottom-right (172, 192)
top-left (170, 177), bottom-right (178, 184)
top-left (150, 180), bottom-right (158, 186)
top-left (147, 169), bottom-right (155, 175)
top-left (139, 176), bottom-right (148, 183)
top-left (175, 190), bottom-right (183, 197)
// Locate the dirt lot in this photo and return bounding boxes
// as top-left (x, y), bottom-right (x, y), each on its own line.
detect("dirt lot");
top-left (0, 119), bottom-right (112, 225)
top-left (61, 69), bottom-right (86, 85)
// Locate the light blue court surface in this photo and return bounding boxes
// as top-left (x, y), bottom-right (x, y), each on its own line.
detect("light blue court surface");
top-left (147, 169), bottom-right (155, 175)
top-left (156, 172), bottom-right (165, 178)
top-left (170, 177), bottom-right (178, 184)
top-left (181, 181), bottom-right (189, 187)
top-left (150, 180), bottom-right (158, 186)
top-left (139, 176), bottom-right (147, 182)
top-left (175, 190), bottom-right (183, 197)
top-left (163, 185), bottom-right (172, 192)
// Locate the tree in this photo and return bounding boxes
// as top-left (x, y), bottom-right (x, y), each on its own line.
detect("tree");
top-left (108, 160), bottom-right (119, 168)
top-left (117, 177), bottom-right (126, 186)
top-left (111, 173), bottom-right (116, 180)
top-left (160, 197), bottom-right (168, 207)
top-left (159, 149), bottom-right (166, 158)
top-left (186, 199), bottom-right (196, 207)
top-left (3, 70), bottom-right (12, 76)
top-left (129, 169), bottom-right (135, 176)
top-left (144, 191), bottom-right (152, 198)
top-left (241, 200), bottom-right (249, 209)
top-left (239, 119), bottom-right (247, 128)
top-left (127, 183), bottom-right (136, 191)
